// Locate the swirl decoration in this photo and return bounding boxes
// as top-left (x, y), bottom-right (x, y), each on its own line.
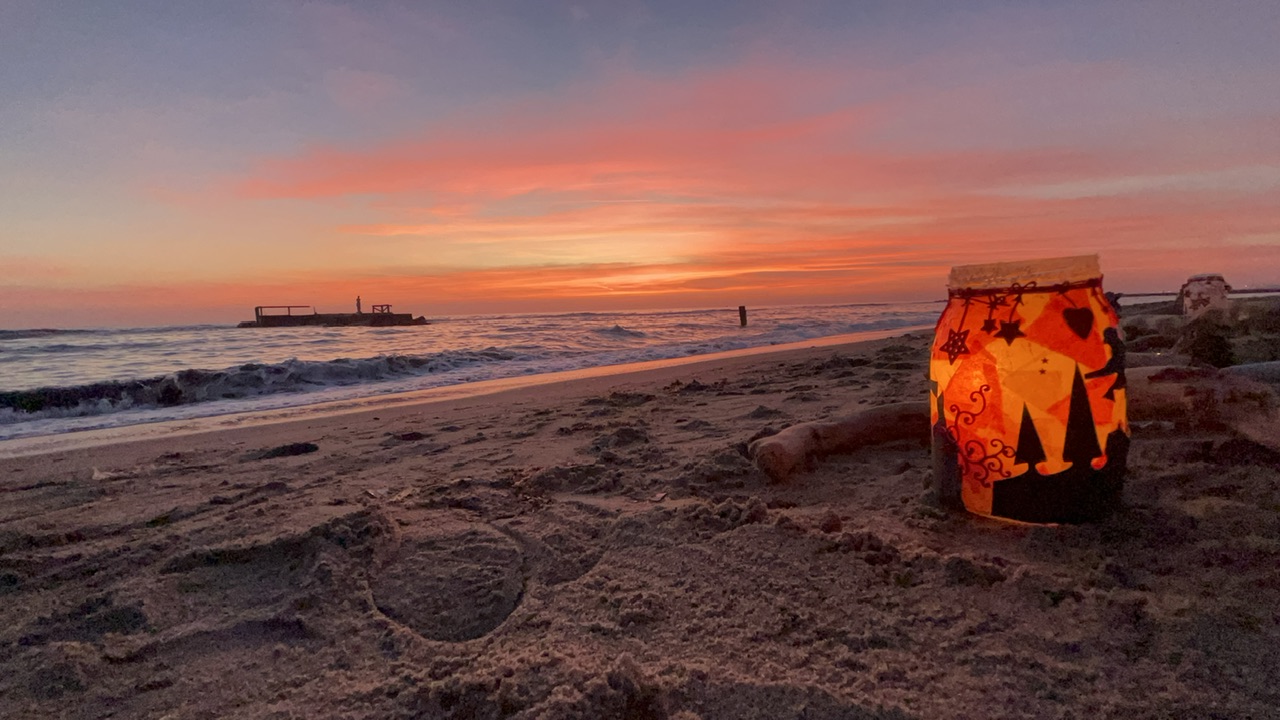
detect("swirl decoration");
top-left (945, 384), bottom-right (1015, 488)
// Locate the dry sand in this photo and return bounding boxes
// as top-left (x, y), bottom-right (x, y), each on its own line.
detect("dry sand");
top-left (2, 331), bottom-right (1278, 719)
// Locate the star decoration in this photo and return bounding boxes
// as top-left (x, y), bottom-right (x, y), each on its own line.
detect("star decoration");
top-left (994, 320), bottom-right (1026, 346)
top-left (981, 318), bottom-right (998, 333)
top-left (940, 328), bottom-right (971, 364)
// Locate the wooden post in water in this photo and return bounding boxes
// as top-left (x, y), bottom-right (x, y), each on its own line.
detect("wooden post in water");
top-left (739, 306), bottom-right (747, 327)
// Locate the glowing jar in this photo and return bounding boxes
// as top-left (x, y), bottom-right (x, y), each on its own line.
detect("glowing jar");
top-left (929, 255), bottom-right (1128, 523)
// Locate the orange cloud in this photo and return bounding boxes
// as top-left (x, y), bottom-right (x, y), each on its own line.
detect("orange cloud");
top-left (6, 228), bottom-right (1280, 329)
top-left (87, 53), bottom-right (1280, 326)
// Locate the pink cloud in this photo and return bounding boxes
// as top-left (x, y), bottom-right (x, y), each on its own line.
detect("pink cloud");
top-left (232, 51), bottom-right (1278, 209)
top-left (209, 48), bottom-right (1280, 314)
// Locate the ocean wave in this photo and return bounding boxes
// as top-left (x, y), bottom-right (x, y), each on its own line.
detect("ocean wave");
top-left (2, 340), bottom-right (173, 356)
top-left (593, 324), bottom-right (647, 338)
top-left (0, 328), bottom-right (97, 340)
top-left (0, 348), bottom-right (525, 421)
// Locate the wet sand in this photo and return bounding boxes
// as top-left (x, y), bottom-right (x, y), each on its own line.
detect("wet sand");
top-left (2, 331), bottom-right (1278, 719)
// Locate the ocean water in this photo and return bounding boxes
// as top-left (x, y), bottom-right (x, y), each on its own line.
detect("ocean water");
top-left (0, 302), bottom-right (939, 441)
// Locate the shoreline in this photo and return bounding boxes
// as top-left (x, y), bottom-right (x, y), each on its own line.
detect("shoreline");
top-left (0, 325), bottom-right (929, 460)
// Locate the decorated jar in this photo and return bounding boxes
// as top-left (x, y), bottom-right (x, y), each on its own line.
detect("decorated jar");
top-left (930, 255), bottom-right (1128, 523)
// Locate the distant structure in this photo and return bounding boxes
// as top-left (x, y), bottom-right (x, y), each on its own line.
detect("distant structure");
top-left (1179, 273), bottom-right (1231, 318)
top-left (237, 304), bottom-right (427, 328)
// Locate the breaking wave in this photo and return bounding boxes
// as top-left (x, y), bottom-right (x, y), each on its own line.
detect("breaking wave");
top-left (0, 348), bottom-right (523, 421)
top-left (593, 324), bottom-right (647, 338)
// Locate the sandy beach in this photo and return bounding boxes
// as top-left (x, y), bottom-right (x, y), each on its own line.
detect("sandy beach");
top-left (2, 329), bottom-right (1278, 719)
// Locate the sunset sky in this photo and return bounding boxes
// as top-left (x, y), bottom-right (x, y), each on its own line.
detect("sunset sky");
top-left (2, 1), bottom-right (1279, 328)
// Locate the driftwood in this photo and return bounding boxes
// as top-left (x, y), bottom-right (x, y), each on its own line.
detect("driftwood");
top-left (749, 401), bottom-right (930, 483)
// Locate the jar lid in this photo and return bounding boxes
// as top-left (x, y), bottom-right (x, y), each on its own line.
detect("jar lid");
top-left (948, 254), bottom-right (1100, 290)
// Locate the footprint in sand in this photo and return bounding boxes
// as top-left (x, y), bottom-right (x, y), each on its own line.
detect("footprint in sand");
top-left (371, 527), bottom-right (524, 642)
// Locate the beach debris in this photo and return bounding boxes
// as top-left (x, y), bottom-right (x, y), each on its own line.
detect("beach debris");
top-left (943, 556), bottom-right (1008, 587)
top-left (556, 421), bottom-right (597, 436)
top-left (1179, 273), bottom-right (1231, 317)
top-left (821, 530), bottom-right (901, 565)
top-left (583, 391), bottom-right (655, 408)
top-left (675, 450), bottom-right (756, 490)
top-left (931, 255), bottom-right (1127, 523)
top-left (245, 442), bottom-right (319, 460)
top-left (748, 401), bottom-right (928, 483)
top-left (1127, 366), bottom-right (1278, 450)
top-left (681, 497), bottom-right (768, 531)
top-left (521, 463), bottom-right (615, 493)
top-left (15, 594), bottom-right (150, 648)
top-left (667, 378), bottom-right (709, 394)
top-left (1177, 312), bottom-right (1236, 367)
top-left (818, 512), bottom-right (842, 533)
top-left (745, 405), bottom-right (784, 419)
top-left (381, 430), bottom-right (430, 447)
top-left (589, 426), bottom-right (649, 452)
top-left (146, 511), bottom-right (174, 527)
